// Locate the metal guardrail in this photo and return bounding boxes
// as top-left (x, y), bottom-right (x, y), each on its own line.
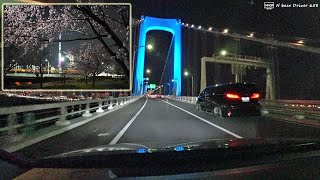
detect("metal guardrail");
top-left (0, 96), bottom-right (139, 142)
top-left (163, 95), bottom-right (197, 104)
top-left (261, 100), bottom-right (320, 120)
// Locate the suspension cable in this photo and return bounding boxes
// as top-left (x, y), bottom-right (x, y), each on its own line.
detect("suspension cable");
top-left (159, 36), bottom-right (174, 85)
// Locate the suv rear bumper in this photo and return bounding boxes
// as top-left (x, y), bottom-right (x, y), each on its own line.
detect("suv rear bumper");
top-left (222, 103), bottom-right (261, 116)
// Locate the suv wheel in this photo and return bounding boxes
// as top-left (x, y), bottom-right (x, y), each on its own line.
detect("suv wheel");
top-left (213, 106), bottom-right (222, 118)
top-left (196, 103), bottom-right (201, 110)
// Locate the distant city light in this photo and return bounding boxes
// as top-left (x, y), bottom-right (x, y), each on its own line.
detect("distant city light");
top-left (191, 24), bottom-right (194, 28)
top-left (223, 29), bottom-right (229, 33)
top-left (297, 40), bottom-right (304, 44)
top-left (198, 25), bottom-right (201, 29)
top-left (146, 69), bottom-right (151, 73)
top-left (248, 33), bottom-right (254, 37)
top-left (184, 71), bottom-right (189, 76)
top-left (208, 27), bottom-right (212, 31)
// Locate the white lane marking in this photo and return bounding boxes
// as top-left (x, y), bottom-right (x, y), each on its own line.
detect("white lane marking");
top-left (160, 99), bottom-right (243, 139)
top-left (109, 99), bottom-right (148, 145)
top-left (97, 132), bottom-right (110, 137)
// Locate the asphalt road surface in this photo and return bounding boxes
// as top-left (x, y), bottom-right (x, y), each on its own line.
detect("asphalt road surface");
top-left (16, 97), bottom-right (320, 159)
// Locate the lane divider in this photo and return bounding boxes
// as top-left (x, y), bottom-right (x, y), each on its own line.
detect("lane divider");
top-left (109, 98), bottom-right (149, 145)
top-left (160, 99), bottom-right (243, 139)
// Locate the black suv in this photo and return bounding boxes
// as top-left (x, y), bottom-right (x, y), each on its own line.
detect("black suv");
top-left (196, 83), bottom-right (261, 117)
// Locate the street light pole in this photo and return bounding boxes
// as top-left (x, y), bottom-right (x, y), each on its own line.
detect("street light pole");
top-left (61, 57), bottom-right (65, 84)
top-left (45, 59), bottom-right (50, 75)
top-left (191, 75), bottom-right (194, 97)
top-left (184, 71), bottom-right (194, 96)
top-left (12, 60), bottom-right (17, 74)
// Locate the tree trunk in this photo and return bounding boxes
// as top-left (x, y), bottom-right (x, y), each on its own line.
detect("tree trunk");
top-left (92, 75), bottom-right (96, 87)
top-left (40, 74), bottom-right (43, 88)
top-left (85, 75), bottom-right (88, 84)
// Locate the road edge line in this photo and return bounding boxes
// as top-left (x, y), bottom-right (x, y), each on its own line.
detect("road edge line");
top-left (5, 96), bottom-right (143, 153)
top-left (160, 99), bottom-right (243, 139)
top-left (109, 98), bottom-right (148, 145)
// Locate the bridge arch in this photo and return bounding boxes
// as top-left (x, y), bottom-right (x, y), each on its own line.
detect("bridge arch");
top-left (134, 16), bottom-right (182, 96)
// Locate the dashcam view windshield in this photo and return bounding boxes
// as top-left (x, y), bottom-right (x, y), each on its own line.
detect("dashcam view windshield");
top-left (0, 0), bottom-right (320, 179)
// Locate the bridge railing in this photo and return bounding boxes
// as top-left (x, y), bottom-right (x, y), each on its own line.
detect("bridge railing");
top-left (260, 99), bottom-right (320, 120)
top-left (0, 96), bottom-right (139, 145)
top-left (164, 95), bottom-right (320, 121)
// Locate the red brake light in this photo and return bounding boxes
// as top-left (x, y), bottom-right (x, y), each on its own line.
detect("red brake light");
top-left (250, 93), bottom-right (260, 99)
top-left (225, 93), bottom-right (240, 99)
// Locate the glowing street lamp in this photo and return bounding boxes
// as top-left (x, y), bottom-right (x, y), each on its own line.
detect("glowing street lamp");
top-left (45, 59), bottom-right (50, 75)
top-left (12, 60), bottom-right (17, 73)
top-left (146, 69), bottom-right (151, 73)
top-left (184, 71), bottom-right (194, 96)
top-left (147, 44), bottom-right (153, 50)
top-left (220, 50), bottom-right (227, 56)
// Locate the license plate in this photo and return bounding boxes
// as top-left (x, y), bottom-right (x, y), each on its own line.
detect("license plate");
top-left (241, 97), bottom-right (250, 102)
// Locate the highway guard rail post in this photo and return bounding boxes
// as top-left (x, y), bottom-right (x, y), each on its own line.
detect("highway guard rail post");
top-left (0, 96), bottom-right (138, 145)
top-left (164, 96), bottom-right (320, 121)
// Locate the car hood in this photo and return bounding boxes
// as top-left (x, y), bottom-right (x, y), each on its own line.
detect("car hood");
top-left (45, 138), bottom-right (320, 159)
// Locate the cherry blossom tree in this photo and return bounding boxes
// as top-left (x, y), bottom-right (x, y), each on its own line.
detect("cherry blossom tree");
top-left (23, 43), bottom-right (52, 88)
top-left (3, 4), bottom-right (130, 79)
top-left (74, 42), bottom-right (115, 87)
top-left (3, 45), bottom-right (24, 76)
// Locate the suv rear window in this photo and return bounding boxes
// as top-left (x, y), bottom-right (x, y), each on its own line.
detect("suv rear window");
top-left (225, 84), bottom-right (258, 93)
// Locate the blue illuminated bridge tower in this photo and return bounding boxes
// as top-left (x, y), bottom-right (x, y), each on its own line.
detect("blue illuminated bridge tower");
top-left (134, 16), bottom-right (182, 96)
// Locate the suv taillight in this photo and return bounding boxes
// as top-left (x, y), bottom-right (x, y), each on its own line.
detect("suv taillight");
top-left (250, 93), bottom-right (260, 99)
top-left (225, 93), bottom-right (240, 99)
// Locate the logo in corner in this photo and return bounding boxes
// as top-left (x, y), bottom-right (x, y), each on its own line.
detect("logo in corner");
top-left (264, 2), bottom-right (275, 10)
